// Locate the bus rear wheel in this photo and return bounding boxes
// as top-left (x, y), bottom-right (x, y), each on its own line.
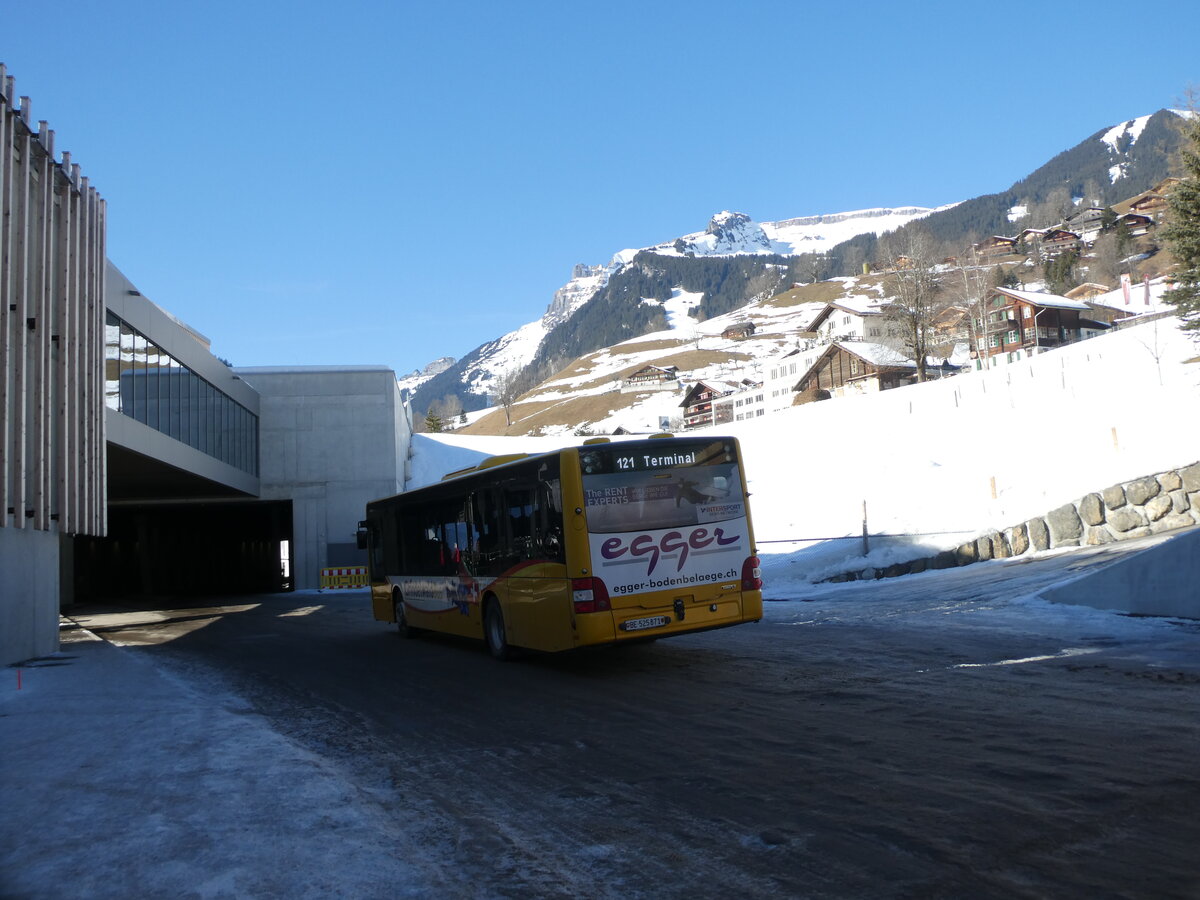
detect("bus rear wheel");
top-left (484, 599), bottom-right (516, 660)
top-left (394, 592), bottom-right (418, 639)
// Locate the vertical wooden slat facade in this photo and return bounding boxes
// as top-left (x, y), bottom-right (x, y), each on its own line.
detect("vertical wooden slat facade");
top-left (1, 66), bottom-right (107, 538)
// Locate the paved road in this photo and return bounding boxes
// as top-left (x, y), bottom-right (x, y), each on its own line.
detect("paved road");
top-left (76, 546), bottom-right (1200, 899)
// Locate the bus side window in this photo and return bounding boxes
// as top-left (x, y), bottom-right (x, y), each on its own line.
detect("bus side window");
top-left (397, 510), bottom-right (423, 573)
top-left (369, 515), bottom-right (386, 574)
top-left (538, 479), bottom-right (565, 562)
top-left (473, 490), bottom-right (505, 576)
top-left (505, 487), bottom-right (535, 560)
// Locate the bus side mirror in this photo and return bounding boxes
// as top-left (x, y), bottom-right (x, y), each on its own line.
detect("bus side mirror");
top-left (356, 521), bottom-right (368, 550)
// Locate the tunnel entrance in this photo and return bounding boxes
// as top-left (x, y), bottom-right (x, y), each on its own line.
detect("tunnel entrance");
top-left (73, 499), bottom-right (293, 601)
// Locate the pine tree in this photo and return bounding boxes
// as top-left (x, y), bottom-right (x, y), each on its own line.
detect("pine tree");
top-left (424, 410), bottom-right (444, 433)
top-left (1162, 111), bottom-right (1200, 337)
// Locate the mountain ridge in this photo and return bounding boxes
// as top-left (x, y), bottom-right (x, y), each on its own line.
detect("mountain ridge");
top-left (411, 109), bottom-right (1188, 420)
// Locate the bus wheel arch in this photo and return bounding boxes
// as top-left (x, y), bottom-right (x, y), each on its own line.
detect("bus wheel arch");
top-left (483, 593), bottom-right (517, 661)
top-left (393, 588), bottom-right (418, 639)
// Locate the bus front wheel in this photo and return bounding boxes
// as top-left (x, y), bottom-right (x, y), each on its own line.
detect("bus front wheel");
top-left (484, 598), bottom-right (516, 661)
top-left (394, 592), bottom-right (418, 639)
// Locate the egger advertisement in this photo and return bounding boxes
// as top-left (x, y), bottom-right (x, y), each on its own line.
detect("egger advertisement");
top-left (582, 462), bottom-right (748, 596)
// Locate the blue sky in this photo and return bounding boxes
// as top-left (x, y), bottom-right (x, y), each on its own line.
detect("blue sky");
top-left (4, 1), bottom-right (1196, 372)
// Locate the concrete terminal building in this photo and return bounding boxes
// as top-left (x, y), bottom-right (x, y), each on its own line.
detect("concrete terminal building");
top-left (1, 68), bottom-right (413, 665)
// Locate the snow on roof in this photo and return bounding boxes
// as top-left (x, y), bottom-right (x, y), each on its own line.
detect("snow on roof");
top-left (832, 340), bottom-right (916, 368)
top-left (992, 286), bottom-right (1091, 310)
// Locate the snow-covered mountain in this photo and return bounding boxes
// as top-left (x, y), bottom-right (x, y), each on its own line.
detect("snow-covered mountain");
top-left (1101, 110), bottom-right (1192, 184)
top-left (408, 206), bottom-right (940, 407)
top-left (650, 207), bottom-right (949, 258)
top-left (409, 107), bottom-right (1189, 419)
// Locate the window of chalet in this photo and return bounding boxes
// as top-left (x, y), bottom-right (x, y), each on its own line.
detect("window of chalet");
top-left (1007, 330), bottom-right (1019, 343)
top-left (1023, 306), bottom-right (1032, 319)
top-left (850, 358), bottom-right (860, 375)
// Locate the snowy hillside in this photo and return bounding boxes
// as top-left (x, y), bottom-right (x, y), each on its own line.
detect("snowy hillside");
top-left (1101, 110), bottom-right (1192, 184)
top-left (410, 312), bottom-right (1200, 589)
top-left (408, 206), bottom-right (941, 404)
top-left (455, 272), bottom-right (892, 437)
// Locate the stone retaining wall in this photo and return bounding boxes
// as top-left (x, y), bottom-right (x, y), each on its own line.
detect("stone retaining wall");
top-left (823, 461), bottom-right (1200, 583)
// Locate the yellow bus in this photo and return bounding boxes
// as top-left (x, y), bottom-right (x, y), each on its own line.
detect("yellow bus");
top-left (358, 435), bottom-right (763, 659)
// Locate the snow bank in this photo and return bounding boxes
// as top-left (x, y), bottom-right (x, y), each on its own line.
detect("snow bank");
top-left (408, 316), bottom-right (1200, 588)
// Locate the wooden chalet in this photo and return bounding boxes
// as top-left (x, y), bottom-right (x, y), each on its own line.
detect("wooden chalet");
top-left (679, 380), bottom-right (736, 430)
top-left (1063, 206), bottom-right (1106, 236)
top-left (721, 321), bottom-right (756, 339)
top-left (1116, 212), bottom-right (1154, 237)
top-left (975, 235), bottom-right (1018, 259)
top-left (793, 342), bottom-right (918, 398)
top-left (1015, 227), bottom-right (1048, 248)
top-left (808, 300), bottom-right (886, 342)
top-left (711, 379), bottom-right (765, 425)
top-left (1128, 178), bottom-right (1180, 222)
top-left (976, 286), bottom-right (1098, 360)
top-left (621, 364), bottom-right (679, 393)
top-left (1040, 228), bottom-right (1081, 258)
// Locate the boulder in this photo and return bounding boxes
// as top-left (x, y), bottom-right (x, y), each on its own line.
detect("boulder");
top-left (976, 536), bottom-right (993, 561)
top-left (1102, 484), bottom-right (1127, 509)
top-left (955, 543), bottom-right (977, 565)
top-left (1047, 503), bottom-right (1083, 546)
top-left (991, 531), bottom-right (1011, 559)
top-left (1124, 477), bottom-right (1160, 506)
top-left (1079, 493), bottom-right (1105, 526)
top-left (1170, 489), bottom-right (1191, 515)
top-left (930, 551), bottom-right (959, 570)
top-left (1108, 507), bottom-right (1148, 533)
top-left (1027, 517), bottom-right (1050, 551)
top-left (1007, 524), bottom-right (1030, 556)
top-left (1086, 525), bottom-right (1115, 545)
top-left (1158, 471), bottom-right (1183, 492)
top-left (1150, 512), bottom-right (1197, 534)
top-left (1181, 462), bottom-right (1200, 492)
top-left (1145, 494), bottom-right (1173, 522)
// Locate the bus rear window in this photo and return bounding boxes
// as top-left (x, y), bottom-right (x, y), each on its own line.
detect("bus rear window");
top-left (580, 440), bottom-right (744, 534)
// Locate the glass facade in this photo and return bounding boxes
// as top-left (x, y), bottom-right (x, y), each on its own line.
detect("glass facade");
top-left (105, 311), bottom-right (259, 476)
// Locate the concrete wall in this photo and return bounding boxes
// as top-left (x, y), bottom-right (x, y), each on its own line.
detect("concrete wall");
top-left (237, 367), bottom-right (411, 590)
top-left (1040, 527), bottom-right (1200, 618)
top-left (0, 529), bottom-right (61, 664)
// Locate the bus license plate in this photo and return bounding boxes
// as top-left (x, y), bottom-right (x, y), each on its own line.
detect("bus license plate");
top-left (621, 615), bottom-right (670, 632)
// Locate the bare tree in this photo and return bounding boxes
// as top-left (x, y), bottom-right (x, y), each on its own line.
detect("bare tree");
top-left (952, 245), bottom-right (994, 371)
top-left (492, 368), bottom-right (527, 428)
top-left (879, 228), bottom-right (946, 381)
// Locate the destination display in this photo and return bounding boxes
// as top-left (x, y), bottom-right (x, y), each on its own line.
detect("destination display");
top-left (579, 440), bottom-right (736, 475)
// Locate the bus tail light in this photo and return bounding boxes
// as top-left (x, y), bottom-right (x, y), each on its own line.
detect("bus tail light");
top-left (741, 556), bottom-right (763, 592)
top-left (572, 577), bottom-right (611, 613)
